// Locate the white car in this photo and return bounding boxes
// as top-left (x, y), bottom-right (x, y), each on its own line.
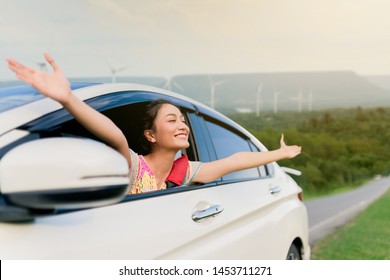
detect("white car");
top-left (0, 83), bottom-right (310, 260)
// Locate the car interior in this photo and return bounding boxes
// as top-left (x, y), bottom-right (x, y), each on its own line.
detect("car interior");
top-left (41, 101), bottom-right (197, 161)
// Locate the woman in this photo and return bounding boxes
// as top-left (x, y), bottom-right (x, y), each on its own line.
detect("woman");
top-left (6, 53), bottom-right (302, 194)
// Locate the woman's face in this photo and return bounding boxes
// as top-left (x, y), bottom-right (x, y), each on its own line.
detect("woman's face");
top-left (146, 104), bottom-right (190, 152)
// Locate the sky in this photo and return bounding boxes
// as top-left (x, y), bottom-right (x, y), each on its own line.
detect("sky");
top-left (1, 0), bottom-right (390, 81)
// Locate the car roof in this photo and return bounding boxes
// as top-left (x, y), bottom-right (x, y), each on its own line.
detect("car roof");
top-left (0, 83), bottom-right (98, 113)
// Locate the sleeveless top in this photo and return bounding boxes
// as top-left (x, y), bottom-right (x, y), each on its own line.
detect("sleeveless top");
top-left (127, 149), bottom-right (202, 194)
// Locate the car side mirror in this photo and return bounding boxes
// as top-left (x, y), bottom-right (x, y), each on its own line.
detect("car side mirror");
top-left (0, 137), bottom-right (129, 213)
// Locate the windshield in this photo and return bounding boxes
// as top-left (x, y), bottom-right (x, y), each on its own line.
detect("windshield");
top-left (0, 83), bottom-right (98, 113)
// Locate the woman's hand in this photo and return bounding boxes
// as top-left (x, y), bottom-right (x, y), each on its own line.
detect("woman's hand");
top-left (6, 53), bottom-right (71, 105)
top-left (279, 134), bottom-right (302, 159)
top-left (7, 52), bottom-right (132, 167)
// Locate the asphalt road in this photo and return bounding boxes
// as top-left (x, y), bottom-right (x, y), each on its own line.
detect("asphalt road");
top-left (304, 176), bottom-right (390, 245)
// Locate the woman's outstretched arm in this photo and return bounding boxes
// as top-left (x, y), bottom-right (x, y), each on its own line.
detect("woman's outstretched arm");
top-left (193, 134), bottom-right (301, 183)
top-left (7, 53), bottom-right (132, 167)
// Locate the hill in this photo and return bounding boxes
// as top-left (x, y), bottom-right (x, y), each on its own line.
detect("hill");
top-left (2, 71), bottom-right (390, 113)
top-left (171, 71), bottom-right (390, 113)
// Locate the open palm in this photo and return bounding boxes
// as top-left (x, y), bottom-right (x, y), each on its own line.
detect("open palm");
top-left (7, 53), bottom-right (71, 104)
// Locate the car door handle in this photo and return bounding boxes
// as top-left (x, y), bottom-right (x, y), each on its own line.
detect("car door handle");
top-left (192, 204), bottom-right (224, 222)
top-left (269, 186), bottom-right (281, 195)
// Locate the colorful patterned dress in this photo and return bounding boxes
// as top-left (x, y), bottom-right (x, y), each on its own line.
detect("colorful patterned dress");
top-left (127, 149), bottom-right (202, 194)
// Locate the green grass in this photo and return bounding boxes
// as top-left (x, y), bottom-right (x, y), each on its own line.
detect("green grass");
top-left (311, 190), bottom-right (390, 260)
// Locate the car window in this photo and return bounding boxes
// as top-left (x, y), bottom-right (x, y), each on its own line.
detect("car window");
top-left (204, 120), bottom-right (260, 181)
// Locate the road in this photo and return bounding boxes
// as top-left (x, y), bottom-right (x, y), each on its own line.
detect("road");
top-left (304, 176), bottom-right (390, 245)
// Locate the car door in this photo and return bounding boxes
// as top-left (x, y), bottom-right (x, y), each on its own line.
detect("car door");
top-left (199, 115), bottom-right (292, 259)
top-left (0, 185), bottom-right (227, 259)
top-left (0, 90), bottom-right (229, 259)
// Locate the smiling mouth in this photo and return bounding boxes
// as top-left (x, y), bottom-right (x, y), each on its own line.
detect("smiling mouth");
top-left (175, 133), bottom-right (188, 138)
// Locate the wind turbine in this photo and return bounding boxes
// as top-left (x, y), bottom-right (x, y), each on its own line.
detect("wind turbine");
top-left (208, 75), bottom-right (225, 110)
top-left (256, 82), bottom-right (263, 117)
top-left (106, 61), bottom-right (130, 83)
top-left (291, 89), bottom-right (304, 112)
